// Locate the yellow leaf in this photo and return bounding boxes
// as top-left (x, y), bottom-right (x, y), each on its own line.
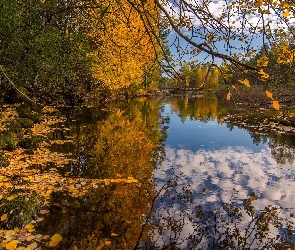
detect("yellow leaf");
top-left (272, 100), bottom-right (280, 110)
top-left (226, 91), bottom-right (231, 100)
top-left (238, 78), bottom-right (250, 87)
top-left (7, 196), bottom-right (15, 201)
top-left (5, 240), bottom-right (18, 250)
top-left (25, 224), bottom-right (34, 229)
top-left (48, 234), bottom-right (62, 247)
top-left (266, 91), bottom-right (274, 100)
top-left (283, 11), bottom-right (290, 17)
top-left (1, 213), bottom-right (7, 221)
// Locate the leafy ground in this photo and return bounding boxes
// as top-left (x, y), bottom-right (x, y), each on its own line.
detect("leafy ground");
top-left (0, 104), bottom-right (138, 250)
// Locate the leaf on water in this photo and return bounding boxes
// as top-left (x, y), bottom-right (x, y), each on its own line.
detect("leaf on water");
top-left (26, 242), bottom-right (38, 250)
top-left (39, 210), bottom-right (49, 215)
top-left (5, 240), bottom-right (18, 250)
top-left (226, 91), bottom-right (231, 100)
top-left (266, 91), bottom-right (273, 100)
top-left (48, 234), bottom-right (62, 247)
top-left (1, 213), bottom-right (7, 221)
top-left (25, 224), bottom-right (35, 233)
top-left (7, 196), bottom-right (15, 201)
top-left (272, 100), bottom-right (280, 110)
top-left (238, 78), bottom-right (250, 87)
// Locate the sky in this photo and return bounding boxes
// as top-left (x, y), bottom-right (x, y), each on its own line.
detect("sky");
top-left (163, 0), bottom-right (295, 68)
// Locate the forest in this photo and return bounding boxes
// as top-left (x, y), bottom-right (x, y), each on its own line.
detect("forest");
top-left (1, 0), bottom-right (295, 106)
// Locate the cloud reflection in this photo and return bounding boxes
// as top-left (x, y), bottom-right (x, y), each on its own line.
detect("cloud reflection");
top-left (156, 146), bottom-right (295, 207)
top-left (150, 146), bottom-right (295, 248)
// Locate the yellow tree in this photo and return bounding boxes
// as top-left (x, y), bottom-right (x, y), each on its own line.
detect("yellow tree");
top-left (88, 0), bottom-right (161, 90)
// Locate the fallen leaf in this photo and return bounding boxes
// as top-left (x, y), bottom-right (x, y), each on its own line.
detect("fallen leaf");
top-left (39, 210), bottom-right (49, 215)
top-left (5, 240), bottom-right (18, 250)
top-left (48, 234), bottom-right (62, 247)
top-left (1, 214), bottom-right (8, 221)
top-left (26, 242), bottom-right (38, 250)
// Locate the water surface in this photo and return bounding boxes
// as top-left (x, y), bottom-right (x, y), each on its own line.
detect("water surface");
top-left (40, 96), bottom-right (295, 249)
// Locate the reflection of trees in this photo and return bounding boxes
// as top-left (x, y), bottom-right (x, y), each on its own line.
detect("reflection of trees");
top-left (170, 96), bottom-right (218, 122)
top-left (247, 130), bottom-right (295, 165)
top-left (230, 125), bottom-right (295, 165)
top-left (268, 134), bottom-right (295, 165)
top-left (37, 98), bottom-right (167, 249)
top-left (138, 174), bottom-right (295, 249)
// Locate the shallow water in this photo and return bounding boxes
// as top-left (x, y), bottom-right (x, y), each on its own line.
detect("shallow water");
top-left (147, 98), bottom-right (295, 249)
top-left (38, 96), bottom-right (295, 249)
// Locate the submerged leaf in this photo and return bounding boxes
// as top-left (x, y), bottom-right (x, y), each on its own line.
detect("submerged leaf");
top-left (272, 100), bottom-right (280, 110)
top-left (266, 91), bottom-right (273, 100)
top-left (226, 91), bottom-right (231, 100)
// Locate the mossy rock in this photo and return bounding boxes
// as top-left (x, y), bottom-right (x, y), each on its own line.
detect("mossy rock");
top-left (0, 132), bottom-right (18, 150)
top-left (19, 135), bottom-right (48, 149)
top-left (0, 151), bottom-right (9, 168)
top-left (16, 105), bottom-right (43, 123)
top-left (18, 118), bottom-right (34, 128)
top-left (0, 190), bottom-right (42, 229)
top-left (6, 121), bottom-right (22, 134)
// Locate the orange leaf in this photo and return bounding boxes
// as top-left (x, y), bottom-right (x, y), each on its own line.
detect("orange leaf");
top-left (48, 234), bottom-right (62, 247)
top-left (5, 240), bottom-right (18, 250)
top-left (272, 100), bottom-right (280, 110)
top-left (266, 90), bottom-right (274, 100)
top-left (1, 214), bottom-right (7, 221)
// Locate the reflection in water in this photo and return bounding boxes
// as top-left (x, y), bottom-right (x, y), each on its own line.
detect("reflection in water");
top-left (37, 98), bottom-right (166, 249)
top-left (147, 146), bottom-right (295, 249)
top-left (140, 97), bottom-right (295, 249)
top-left (37, 96), bottom-right (295, 249)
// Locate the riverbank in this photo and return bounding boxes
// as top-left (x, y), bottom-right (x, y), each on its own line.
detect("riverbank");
top-left (215, 85), bottom-right (295, 134)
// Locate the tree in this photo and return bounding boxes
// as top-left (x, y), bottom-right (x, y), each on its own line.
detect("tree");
top-left (0, 0), bottom-right (101, 104)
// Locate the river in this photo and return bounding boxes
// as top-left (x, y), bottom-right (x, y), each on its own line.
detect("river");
top-left (37, 96), bottom-right (295, 249)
